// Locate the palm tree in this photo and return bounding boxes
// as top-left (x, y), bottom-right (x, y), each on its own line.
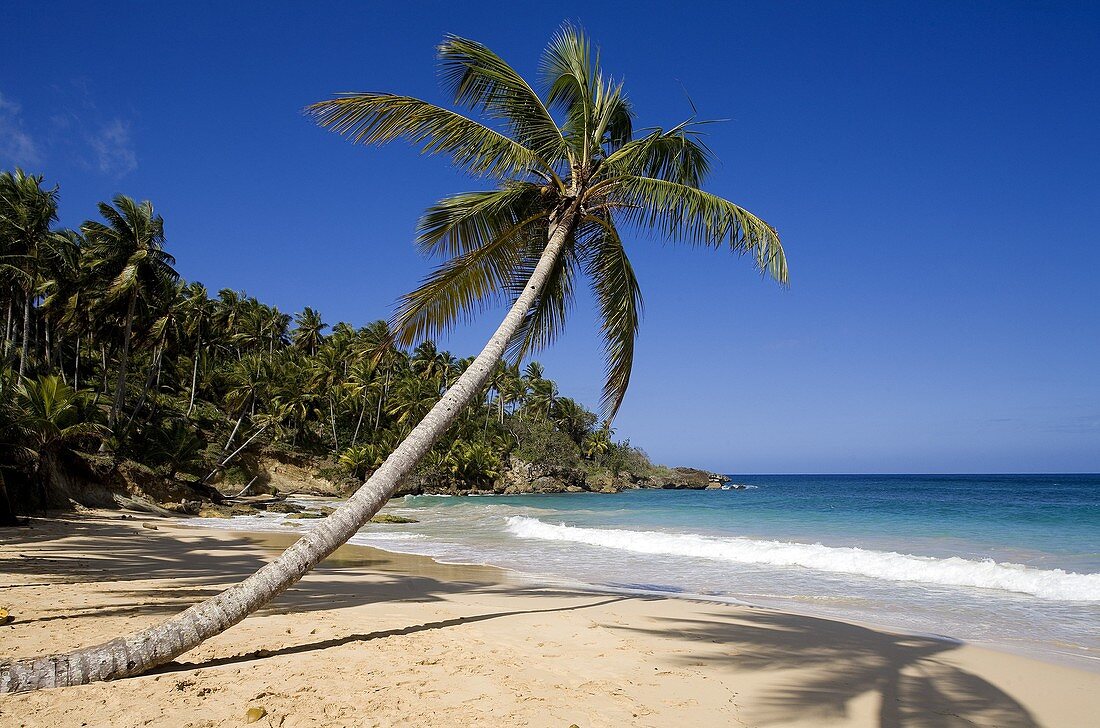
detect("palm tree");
top-left (181, 282), bottom-right (214, 415)
top-left (9, 375), bottom-right (107, 507)
top-left (147, 419), bottom-right (205, 480)
top-left (82, 195), bottom-right (179, 428)
top-left (443, 438), bottom-right (501, 486)
top-left (0, 26), bottom-right (786, 691)
top-left (583, 422), bottom-right (615, 461)
top-left (38, 229), bottom-right (83, 378)
top-left (213, 288), bottom-right (244, 356)
top-left (222, 354), bottom-right (271, 449)
top-left (309, 346), bottom-right (349, 452)
top-left (338, 442), bottom-right (387, 479)
top-left (143, 279), bottom-right (187, 395)
top-left (0, 170), bottom-right (61, 378)
top-left (361, 319), bottom-right (398, 432)
top-left (292, 306), bottom-right (327, 355)
top-left (527, 375), bottom-right (558, 419)
top-left (552, 396), bottom-right (596, 445)
top-left (346, 357), bottom-right (379, 447)
top-left (410, 340), bottom-right (445, 384)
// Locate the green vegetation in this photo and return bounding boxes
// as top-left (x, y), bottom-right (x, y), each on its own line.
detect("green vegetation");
top-left (0, 168), bottom-right (662, 519)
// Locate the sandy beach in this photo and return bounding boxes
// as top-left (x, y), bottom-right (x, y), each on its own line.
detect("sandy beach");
top-left (1, 512), bottom-right (1097, 727)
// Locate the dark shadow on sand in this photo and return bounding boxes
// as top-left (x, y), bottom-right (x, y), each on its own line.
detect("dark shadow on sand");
top-left (149, 595), bottom-right (630, 676)
top-left (614, 610), bottom-right (1040, 728)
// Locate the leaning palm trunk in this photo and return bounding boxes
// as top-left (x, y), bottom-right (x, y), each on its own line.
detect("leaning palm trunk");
top-left (0, 206), bottom-right (576, 693)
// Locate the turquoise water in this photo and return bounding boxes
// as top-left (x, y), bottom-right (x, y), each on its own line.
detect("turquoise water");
top-left (192, 474), bottom-right (1100, 669)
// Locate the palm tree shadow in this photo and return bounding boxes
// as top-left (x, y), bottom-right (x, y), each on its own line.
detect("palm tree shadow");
top-left (148, 595), bottom-right (630, 677)
top-left (616, 609), bottom-right (1040, 728)
top-left (3, 516), bottom-right (636, 684)
top-left (1, 518), bottom-right (610, 620)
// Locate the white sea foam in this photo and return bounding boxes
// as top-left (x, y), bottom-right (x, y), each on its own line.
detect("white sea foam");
top-left (505, 516), bottom-right (1100, 602)
top-left (349, 532), bottom-right (426, 542)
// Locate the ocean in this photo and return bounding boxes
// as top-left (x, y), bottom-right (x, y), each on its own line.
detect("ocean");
top-left (189, 474), bottom-right (1100, 669)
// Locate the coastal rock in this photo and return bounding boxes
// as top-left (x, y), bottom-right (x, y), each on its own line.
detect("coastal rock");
top-left (498, 458), bottom-right (589, 494)
top-left (642, 467), bottom-right (729, 490)
top-left (585, 472), bottom-right (613, 491)
top-left (252, 450), bottom-right (347, 497)
top-left (162, 499), bottom-right (202, 515)
top-left (197, 503), bottom-right (261, 518)
top-left (533, 475), bottom-right (566, 492)
top-left (370, 513), bottom-right (419, 524)
top-left (264, 501), bottom-right (304, 514)
top-left (276, 451), bottom-right (721, 501)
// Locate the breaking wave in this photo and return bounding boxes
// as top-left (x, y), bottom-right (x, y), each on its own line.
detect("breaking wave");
top-left (505, 517), bottom-right (1100, 601)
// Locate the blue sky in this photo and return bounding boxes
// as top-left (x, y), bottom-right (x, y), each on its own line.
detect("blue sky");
top-left (4, 2), bottom-right (1098, 473)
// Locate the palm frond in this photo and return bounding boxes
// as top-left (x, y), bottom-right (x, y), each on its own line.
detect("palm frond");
top-left (437, 35), bottom-right (569, 173)
top-left (600, 124), bottom-right (711, 187)
top-left (392, 217), bottom-right (545, 346)
top-left (541, 24), bottom-right (594, 119)
top-left (608, 176), bottom-right (788, 283)
top-left (415, 183), bottom-right (545, 258)
top-left (540, 24), bottom-right (598, 162)
top-left (580, 217), bottom-right (644, 421)
top-left (589, 75), bottom-right (633, 156)
top-left (58, 421), bottom-right (111, 443)
top-left (106, 263), bottom-right (139, 303)
top-left (306, 94), bottom-right (545, 179)
top-left (505, 243), bottom-right (579, 363)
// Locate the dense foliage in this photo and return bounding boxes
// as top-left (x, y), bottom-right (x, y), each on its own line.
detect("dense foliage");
top-left (0, 169), bottom-right (654, 520)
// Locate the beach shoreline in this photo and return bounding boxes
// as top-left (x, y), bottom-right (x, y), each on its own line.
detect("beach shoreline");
top-left (190, 497), bottom-right (1100, 675)
top-left (2, 511), bottom-right (1098, 727)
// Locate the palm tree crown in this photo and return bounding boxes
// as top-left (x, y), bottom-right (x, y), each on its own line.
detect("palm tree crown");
top-left (309, 25), bottom-right (787, 420)
top-left (82, 195), bottom-right (179, 426)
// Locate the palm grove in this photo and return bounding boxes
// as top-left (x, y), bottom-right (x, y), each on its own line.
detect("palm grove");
top-left (0, 170), bottom-right (637, 522)
top-left (1, 26), bottom-right (786, 691)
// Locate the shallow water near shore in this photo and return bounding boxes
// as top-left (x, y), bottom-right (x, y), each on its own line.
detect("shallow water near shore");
top-left (189, 473), bottom-right (1100, 669)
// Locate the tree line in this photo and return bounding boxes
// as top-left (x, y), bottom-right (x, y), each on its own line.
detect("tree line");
top-left (0, 167), bottom-right (640, 521)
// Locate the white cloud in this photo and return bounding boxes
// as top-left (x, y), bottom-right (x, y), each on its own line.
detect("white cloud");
top-left (88, 119), bottom-right (137, 176)
top-left (0, 92), bottom-right (41, 166)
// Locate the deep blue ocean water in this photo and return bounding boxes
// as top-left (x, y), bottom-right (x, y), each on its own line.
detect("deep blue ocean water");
top-left (191, 474), bottom-right (1100, 668)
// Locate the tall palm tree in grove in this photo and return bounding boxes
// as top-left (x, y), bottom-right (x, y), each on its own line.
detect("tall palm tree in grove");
top-left (292, 306), bottom-right (328, 356)
top-left (0, 25), bottom-right (786, 692)
top-left (0, 170), bottom-right (61, 378)
top-left (181, 282), bottom-right (214, 415)
top-left (82, 196), bottom-right (179, 428)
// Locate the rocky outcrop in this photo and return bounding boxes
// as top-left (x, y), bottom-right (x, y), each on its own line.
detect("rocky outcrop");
top-left (393, 457), bottom-right (727, 497)
top-left (639, 467), bottom-right (730, 490)
top-left (498, 459), bottom-right (591, 494)
top-left (31, 445), bottom-right (732, 519)
top-left (250, 449), bottom-right (351, 497)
